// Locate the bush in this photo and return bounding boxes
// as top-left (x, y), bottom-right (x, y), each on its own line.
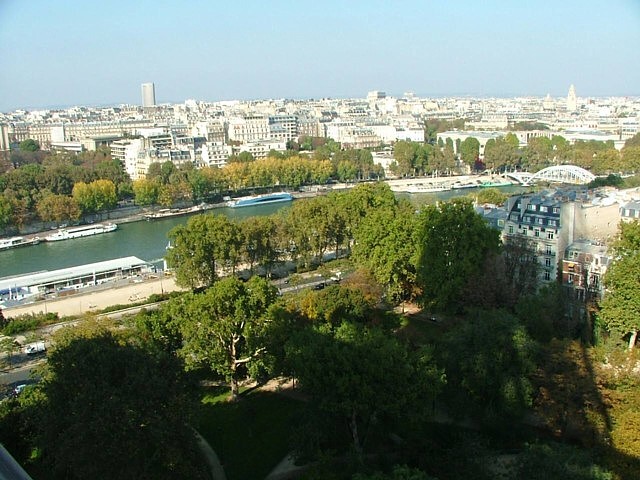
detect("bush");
top-left (2, 312), bottom-right (59, 335)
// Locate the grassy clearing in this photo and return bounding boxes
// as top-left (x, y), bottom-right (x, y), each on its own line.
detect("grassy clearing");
top-left (196, 386), bottom-right (306, 480)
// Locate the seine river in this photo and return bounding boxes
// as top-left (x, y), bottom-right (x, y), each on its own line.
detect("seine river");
top-left (0, 186), bottom-right (528, 278)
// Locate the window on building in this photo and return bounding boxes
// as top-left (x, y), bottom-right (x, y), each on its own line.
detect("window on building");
top-left (547, 232), bottom-right (554, 239)
top-left (546, 247), bottom-right (553, 256)
top-left (508, 225), bottom-right (514, 234)
top-left (544, 271), bottom-right (551, 281)
top-left (527, 204), bottom-right (536, 211)
top-left (537, 218), bottom-right (544, 225)
top-left (545, 258), bottom-right (552, 267)
top-left (540, 206), bottom-right (548, 213)
top-left (568, 273), bottom-right (574, 283)
top-left (552, 207), bottom-right (560, 214)
top-left (535, 229), bottom-right (540, 237)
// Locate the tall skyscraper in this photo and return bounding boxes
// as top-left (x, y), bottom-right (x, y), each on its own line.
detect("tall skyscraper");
top-left (141, 82), bottom-right (156, 108)
top-left (567, 84), bottom-right (577, 112)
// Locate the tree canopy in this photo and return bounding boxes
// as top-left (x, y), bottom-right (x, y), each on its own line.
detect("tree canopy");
top-left (287, 321), bottom-right (443, 456)
top-left (35, 331), bottom-right (208, 479)
top-left (599, 221), bottom-right (640, 349)
top-left (166, 213), bottom-right (243, 289)
top-left (172, 276), bottom-right (278, 398)
top-left (416, 199), bottom-right (501, 313)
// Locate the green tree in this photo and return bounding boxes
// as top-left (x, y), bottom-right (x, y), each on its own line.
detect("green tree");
top-left (175, 276), bottom-right (278, 398)
top-left (437, 310), bottom-right (536, 428)
top-left (392, 141), bottom-right (418, 177)
top-left (459, 137), bottom-right (480, 167)
top-left (71, 181), bottom-right (95, 214)
top-left (240, 215), bottom-right (280, 276)
top-left (625, 132), bottom-right (640, 148)
top-left (352, 200), bottom-right (419, 304)
top-left (522, 136), bottom-right (553, 170)
top-left (36, 193), bottom-right (81, 224)
top-left (166, 214), bottom-right (243, 289)
top-left (416, 199), bottom-right (501, 313)
top-left (91, 179), bottom-right (117, 213)
top-left (132, 178), bottom-right (159, 206)
top-left (0, 194), bottom-right (12, 230)
top-left (36, 332), bottom-right (208, 479)
top-left (621, 145), bottom-right (640, 173)
top-left (19, 139), bottom-right (40, 152)
top-left (599, 221), bottom-right (640, 350)
top-left (38, 163), bottom-right (76, 195)
top-left (287, 322), bottom-right (443, 457)
top-left (470, 187), bottom-right (508, 205)
top-left (94, 158), bottom-right (130, 195)
top-left (298, 284), bottom-right (376, 327)
top-left (484, 135), bottom-right (520, 172)
top-left (0, 337), bottom-right (19, 369)
top-left (70, 179), bottom-right (117, 215)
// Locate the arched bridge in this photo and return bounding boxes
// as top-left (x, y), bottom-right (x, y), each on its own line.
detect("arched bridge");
top-left (505, 165), bottom-right (596, 186)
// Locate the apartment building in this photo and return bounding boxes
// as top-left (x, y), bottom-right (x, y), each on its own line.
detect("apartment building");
top-left (503, 191), bottom-right (620, 284)
top-left (561, 239), bottom-right (610, 301)
top-left (268, 115), bottom-right (298, 142)
top-left (227, 115), bottom-right (270, 143)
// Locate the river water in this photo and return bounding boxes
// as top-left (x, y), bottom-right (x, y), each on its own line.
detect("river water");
top-left (0, 186), bottom-right (528, 278)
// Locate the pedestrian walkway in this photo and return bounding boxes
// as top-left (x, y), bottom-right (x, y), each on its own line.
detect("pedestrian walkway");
top-left (192, 429), bottom-right (227, 480)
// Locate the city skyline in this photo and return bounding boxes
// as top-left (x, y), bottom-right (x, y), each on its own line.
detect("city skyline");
top-left (1, 0), bottom-right (639, 112)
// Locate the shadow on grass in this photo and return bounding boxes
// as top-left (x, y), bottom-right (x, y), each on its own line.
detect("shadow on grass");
top-left (196, 388), bottom-right (305, 480)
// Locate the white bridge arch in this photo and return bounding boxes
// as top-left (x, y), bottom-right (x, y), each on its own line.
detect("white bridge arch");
top-left (505, 165), bottom-right (595, 186)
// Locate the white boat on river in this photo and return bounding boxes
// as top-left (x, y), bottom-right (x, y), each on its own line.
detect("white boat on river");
top-left (0, 236), bottom-right (40, 251)
top-left (45, 223), bottom-right (118, 242)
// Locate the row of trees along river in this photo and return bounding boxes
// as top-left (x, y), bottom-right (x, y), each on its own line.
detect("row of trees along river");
top-left (0, 184), bottom-right (528, 278)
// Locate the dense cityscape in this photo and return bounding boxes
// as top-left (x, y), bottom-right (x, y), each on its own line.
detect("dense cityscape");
top-left (2, 84), bottom-right (639, 180)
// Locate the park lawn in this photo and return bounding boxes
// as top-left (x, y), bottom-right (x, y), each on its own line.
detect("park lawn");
top-left (196, 386), bottom-right (305, 480)
top-left (396, 312), bottom-right (447, 345)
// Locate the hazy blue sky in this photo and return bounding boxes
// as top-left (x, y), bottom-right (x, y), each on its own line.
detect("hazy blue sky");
top-left (0, 0), bottom-right (639, 111)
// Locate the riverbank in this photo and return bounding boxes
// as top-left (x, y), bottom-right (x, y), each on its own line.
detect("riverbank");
top-left (4, 274), bottom-right (184, 318)
top-left (1, 174), bottom-right (516, 243)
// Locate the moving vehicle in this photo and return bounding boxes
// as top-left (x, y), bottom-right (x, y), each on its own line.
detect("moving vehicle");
top-left (227, 192), bottom-right (293, 208)
top-left (45, 223), bottom-right (117, 242)
top-left (23, 340), bottom-right (46, 355)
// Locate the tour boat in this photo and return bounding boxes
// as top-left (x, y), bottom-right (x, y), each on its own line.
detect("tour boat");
top-left (0, 236), bottom-right (40, 251)
top-left (144, 204), bottom-right (207, 221)
top-left (45, 223), bottom-right (118, 242)
top-left (227, 192), bottom-right (293, 208)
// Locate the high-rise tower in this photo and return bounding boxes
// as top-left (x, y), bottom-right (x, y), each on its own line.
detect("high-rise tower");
top-left (141, 83), bottom-right (156, 108)
top-left (567, 84), bottom-right (577, 112)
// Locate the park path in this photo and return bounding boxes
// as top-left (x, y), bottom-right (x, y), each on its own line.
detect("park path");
top-left (192, 428), bottom-right (227, 480)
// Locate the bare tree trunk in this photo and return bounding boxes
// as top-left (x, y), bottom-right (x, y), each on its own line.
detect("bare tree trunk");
top-left (230, 375), bottom-right (239, 401)
top-left (349, 410), bottom-right (363, 457)
top-left (629, 329), bottom-right (638, 351)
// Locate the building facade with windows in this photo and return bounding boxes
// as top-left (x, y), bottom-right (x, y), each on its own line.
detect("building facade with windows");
top-left (504, 194), bottom-right (576, 283)
top-left (502, 191), bottom-right (620, 285)
top-left (561, 239), bottom-right (610, 301)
